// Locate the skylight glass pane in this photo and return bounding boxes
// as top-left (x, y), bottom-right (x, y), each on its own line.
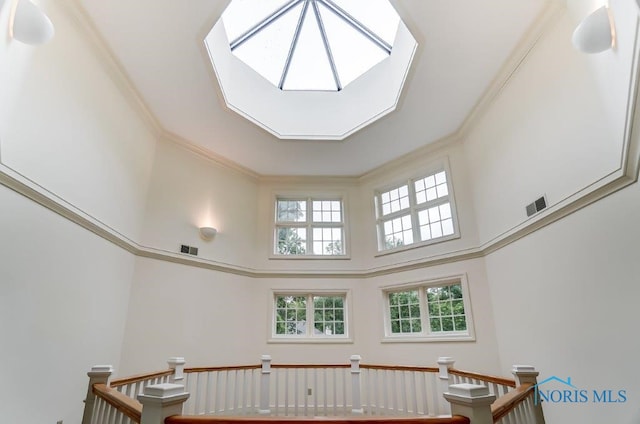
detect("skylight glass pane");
top-left (222, 0), bottom-right (401, 91)
top-left (331, 0), bottom-right (400, 45)
top-left (283, 4), bottom-right (336, 90)
top-left (233, 2), bottom-right (303, 87)
top-left (319, 3), bottom-right (388, 88)
top-left (222, 0), bottom-right (292, 43)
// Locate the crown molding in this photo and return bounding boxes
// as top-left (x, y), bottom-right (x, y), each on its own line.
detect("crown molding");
top-left (62, 0), bottom-right (164, 140)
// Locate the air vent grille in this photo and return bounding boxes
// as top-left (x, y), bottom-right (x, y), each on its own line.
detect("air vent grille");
top-left (526, 196), bottom-right (547, 217)
top-left (180, 244), bottom-right (199, 256)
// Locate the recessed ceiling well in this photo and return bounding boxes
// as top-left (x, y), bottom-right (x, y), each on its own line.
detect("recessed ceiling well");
top-left (76, 0), bottom-right (555, 176)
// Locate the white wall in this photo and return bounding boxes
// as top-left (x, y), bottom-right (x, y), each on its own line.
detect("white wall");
top-left (140, 138), bottom-right (259, 266)
top-left (0, 1), bottom-right (157, 421)
top-left (118, 257), bottom-right (257, 375)
top-left (0, 184), bottom-right (135, 423)
top-left (0, 0), bottom-right (157, 241)
top-left (485, 180), bottom-right (640, 423)
top-left (121, 256), bottom-right (499, 374)
top-left (464, 1), bottom-right (636, 245)
top-left (463, 0), bottom-right (640, 421)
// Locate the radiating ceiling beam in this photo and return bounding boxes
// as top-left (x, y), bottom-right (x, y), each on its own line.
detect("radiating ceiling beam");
top-left (279, 0), bottom-right (309, 89)
top-left (318, 0), bottom-right (392, 54)
top-left (312, 0), bottom-right (342, 91)
top-left (230, 0), bottom-right (303, 51)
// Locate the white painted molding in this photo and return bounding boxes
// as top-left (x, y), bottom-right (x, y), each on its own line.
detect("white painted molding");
top-left (0, 158), bottom-right (637, 278)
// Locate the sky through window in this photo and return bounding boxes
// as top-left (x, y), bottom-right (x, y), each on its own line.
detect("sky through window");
top-left (221, 0), bottom-right (401, 91)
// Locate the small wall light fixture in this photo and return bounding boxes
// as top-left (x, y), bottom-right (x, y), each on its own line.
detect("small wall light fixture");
top-left (572, 5), bottom-right (614, 54)
top-left (199, 226), bottom-right (218, 241)
top-left (10, 0), bottom-right (55, 45)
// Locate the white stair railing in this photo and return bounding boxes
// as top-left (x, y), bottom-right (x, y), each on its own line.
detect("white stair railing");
top-left (81, 356), bottom-right (545, 424)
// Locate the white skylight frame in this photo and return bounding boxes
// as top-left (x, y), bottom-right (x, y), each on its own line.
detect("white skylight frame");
top-left (205, 1), bottom-right (418, 140)
top-left (222, 0), bottom-right (400, 91)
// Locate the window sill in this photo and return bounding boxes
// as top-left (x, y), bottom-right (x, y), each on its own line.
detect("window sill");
top-left (269, 254), bottom-right (351, 260)
top-left (375, 233), bottom-right (460, 257)
top-left (382, 334), bottom-right (475, 343)
top-left (268, 337), bottom-right (354, 344)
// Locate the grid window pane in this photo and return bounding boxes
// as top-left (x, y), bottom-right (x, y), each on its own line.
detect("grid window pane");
top-left (418, 202), bottom-right (454, 241)
top-left (312, 200), bottom-right (342, 223)
top-left (277, 200), bottom-right (306, 222)
top-left (313, 295), bottom-right (346, 335)
top-left (275, 198), bottom-right (345, 256)
top-left (425, 283), bottom-right (467, 333)
top-left (276, 227), bottom-right (307, 255)
top-left (414, 172), bottom-right (448, 205)
top-left (380, 185), bottom-right (410, 216)
top-left (382, 214), bottom-right (413, 249)
top-left (377, 169), bottom-right (456, 251)
top-left (275, 295), bottom-right (307, 335)
top-left (312, 227), bottom-right (344, 255)
top-left (388, 290), bottom-right (421, 334)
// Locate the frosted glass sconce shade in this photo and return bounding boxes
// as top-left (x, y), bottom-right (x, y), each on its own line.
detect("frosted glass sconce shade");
top-left (572, 6), bottom-right (614, 54)
top-left (199, 227), bottom-right (218, 241)
top-left (11, 0), bottom-right (54, 45)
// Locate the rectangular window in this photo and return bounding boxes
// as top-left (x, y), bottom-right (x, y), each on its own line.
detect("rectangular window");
top-left (375, 169), bottom-right (457, 252)
top-left (275, 198), bottom-right (345, 256)
top-left (383, 277), bottom-right (474, 342)
top-left (271, 292), bottom-right (351, 342)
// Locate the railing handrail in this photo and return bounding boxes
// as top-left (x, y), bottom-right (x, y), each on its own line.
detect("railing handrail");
top-left (361, 364), bottom-right (439, 373)
top-left (110, 370), bottom-right (174, 388)
top-left (181, 363), bottom-right (441, 373)
top-left (490, 383), bottom-right (534, 422)
top-left (165, 415), bottom-right (471, 424)
top-left (185, 365), bottom-right (262, 373)
top-left (93, 383), bottom-right (143, 422)
top-left (449, 369), bottom-right (516, 389)
top-left (271, 363), bottom-right (351, 369)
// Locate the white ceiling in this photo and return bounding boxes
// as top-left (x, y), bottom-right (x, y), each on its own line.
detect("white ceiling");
top-left (76, 0), bottom-right (556, 176)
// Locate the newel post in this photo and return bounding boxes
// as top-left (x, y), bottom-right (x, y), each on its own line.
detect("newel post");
top-left (350, 355), bottom-right (363, 414)
top-left (168, 357), bottom-right (186, 384)
top-left (444, 384), bottom-right (496, 424)
top-left (138, 384), bottom-right (190, 424)
top-left (82, 365), bottom-right (114, 424)
top-left (513, 365), bottom-right (546, 424)
top-left (437, 356), bottom-right (455, 414)
top-left (258, 355), bottom-right (272, 415)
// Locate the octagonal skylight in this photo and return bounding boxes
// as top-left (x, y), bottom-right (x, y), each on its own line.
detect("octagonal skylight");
top-left (205, 0), bottom-right (417, 140)
top-left (221, 0), bottom-right (401, 91)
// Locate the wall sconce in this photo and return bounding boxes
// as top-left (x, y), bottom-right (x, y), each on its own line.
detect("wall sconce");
top-left (572, 5), bottom-right (614, 54)
top-left (10, 0), bottom-right (55, 45)
top-left (199, 226), bottom-right (218, 241)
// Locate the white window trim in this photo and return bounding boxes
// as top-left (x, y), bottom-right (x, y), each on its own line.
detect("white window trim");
top-left (270, 191), bottom-right (351, 260)
top-left (374, 161), bottom-right (460, 255)
top-left (268, 289), bottom-right (353, 344)
top-left (381, 274), bottom-right (475, 343)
